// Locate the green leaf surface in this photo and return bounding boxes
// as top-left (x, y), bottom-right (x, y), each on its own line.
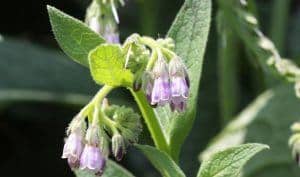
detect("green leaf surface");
top-left (47, 5), bottom-right (105, 67)
top-left (155, 0), bottom-right (212, 160)
top-left (89, 44), bottom-right (134, 86)
top-left (135, 144), bottom-right (186, 177)
top-left (200, 84), bottom-right (300, 177)
top-left (75, 160), bottom-right (135, 177)
top-left (197, 144), bottom-right (269, 177)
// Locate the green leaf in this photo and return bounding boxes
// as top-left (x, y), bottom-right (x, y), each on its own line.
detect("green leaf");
top-left (135, 144), bottom-right (186, 177)
top-left (200, 84), bottom-right (300, 177)
top-left (89, 44), bottom-right (134, 86)
top-left (47, 5), bottom-right (105, 67)
top-left (75, 160), bottom-right (135, 177)
top-left (197, 143), bottom-right (269, 177)
top-left (155, 0), bottom-right (212, 160)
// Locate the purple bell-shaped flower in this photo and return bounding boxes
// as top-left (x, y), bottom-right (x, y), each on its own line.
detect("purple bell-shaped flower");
top-left (150, 56), bottom-right (171, 106)
top-left (62, 130), bottom-right (84, 168)
top-left (169, 56), bottom-right (190, 112)
top-left (80, 144), bottom-right (106, 176)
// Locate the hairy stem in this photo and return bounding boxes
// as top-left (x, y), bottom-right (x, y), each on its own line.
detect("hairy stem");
top-left (130, 89), bottom-right (170, 154)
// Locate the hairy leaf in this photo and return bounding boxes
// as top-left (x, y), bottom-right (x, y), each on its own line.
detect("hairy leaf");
top-left (200, 84), bottom-right (300, 177)
top-left (135, 144), bottom-right (186, 177)
top-left (89, 44), bottom-right (133, 86)
top-left (47, 5), bottom-right (105, 67)
top-left (154, 0), bottom-right (212, 160)
top-left (197, 144), bottom-right (269, 177)
top-left (75, 160), bottom-right (135, 177)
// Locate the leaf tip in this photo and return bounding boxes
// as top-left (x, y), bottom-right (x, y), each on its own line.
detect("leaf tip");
top-left (46, 5), bottom-right (55, 14)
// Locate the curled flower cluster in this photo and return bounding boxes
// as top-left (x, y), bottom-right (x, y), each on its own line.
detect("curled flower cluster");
top-left (61, 96), bottom-right (141, 176)
top-left (289, 122), bottom-right (300, 166)
top-left (124, 34), bottom-right (190, 112)
top-left (144, 55), bottom-right (190, 112)
top-left (62, 117), bottom-right (107, 176)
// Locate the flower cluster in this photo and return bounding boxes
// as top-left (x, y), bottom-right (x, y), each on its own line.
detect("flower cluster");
top-left (144, 53), bottom-right (189, 112)
top-left (85, 0), bottom-right (123, 43)
top-left (289, 122), bottom-right (300, 166)
top-left (61, 96), bottom-right (141, 176)
top-left (123, 34), bottom-right (190, 112)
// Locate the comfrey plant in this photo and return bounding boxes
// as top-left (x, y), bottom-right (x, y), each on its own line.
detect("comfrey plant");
top-left (47, 0), bottom-right (269, 176)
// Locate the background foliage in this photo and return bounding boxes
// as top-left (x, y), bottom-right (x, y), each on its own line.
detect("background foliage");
top-left (0, 0), bottom-right (300, 177)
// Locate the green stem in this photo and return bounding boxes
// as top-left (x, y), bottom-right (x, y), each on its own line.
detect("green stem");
top-left (89, 85), bottom-right (113, 125)
top-left (130, 89), bottom-right (170, 154)
top-left (146, 49), bottom-right (158, 71)
top-left (140, 36), bottom-right (159, 49)
top-left (101, 112), bottom-right (118, 134)
top-left (218, 28), bottom-right (240, 124)
top-left (270, 0), bottom-right (291, 54)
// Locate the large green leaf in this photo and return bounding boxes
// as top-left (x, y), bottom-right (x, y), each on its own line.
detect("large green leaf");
top-left (75, 160), bottom-right (135, 177)
top-left (200, 84), bottom-right (300, 177)
top-left (47, 5), bottom-right (105, 67)
top-left (135, 144), bottom-right (186, 177)
top-left (154, 0), bottom-right (212, 160)
top-left (197, 144), bottom-right (269, 177)
top-left (89, 44), bottom-right (134, 87)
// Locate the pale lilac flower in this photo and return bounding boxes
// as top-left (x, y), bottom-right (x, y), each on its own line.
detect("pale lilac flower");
top-left (169, 57), bottom-right (190, 112)
top-left (146, 80), bottom-right (154, 103)
top-left (103, 25), bottom-right (120, 44)
top-left (142, 72), bottom-right (154, 104)
top-left (80, 145), bottom-right (106, 176)
top-left (62, 131), bottom-right (84, 168)
top-left (151, 57), bottom-right (171, 106)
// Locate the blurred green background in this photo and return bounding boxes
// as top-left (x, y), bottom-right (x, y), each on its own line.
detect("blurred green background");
top-left (0, 0), bottom-right (300, 177)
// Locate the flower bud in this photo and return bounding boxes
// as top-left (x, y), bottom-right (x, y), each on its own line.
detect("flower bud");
top-left (289, 122), bottom-right (300, 166)
top-left (104, 105), bottom-right (142, 144)
top-left (62, 129), bottom-right (84, 168)
top-left (80, 144), bottom-right (106, 176)
top-left (157, 38), bottom-right (175, 50)
top-left (112, 134), bottom-right (126, 161)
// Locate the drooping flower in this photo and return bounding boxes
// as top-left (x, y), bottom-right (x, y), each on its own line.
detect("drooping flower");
top-left (62, 129), bottom-right (84, 168)
top-left (79, 124), bottom-right (107, 175)
top-left (168, 56), bottom-right (190, 112)
top-left (80, 144), bottom-right (106, 176)
top-left (141, 72), bottom-right (154, 104)
top-left (103, 24), bottom-right (120, 44)
top-left (150, 56), bottom-right (171, 106)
